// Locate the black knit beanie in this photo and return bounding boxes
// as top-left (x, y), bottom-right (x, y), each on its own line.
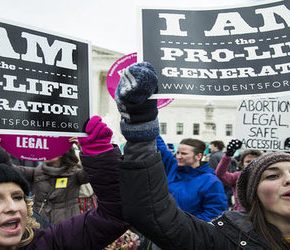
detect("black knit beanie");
top-left (0, 147), bottom-right (12, 166)
top-left (237, 152), bottom-right (290, 212)
top-left (0, 163), bottom-right (30, 196)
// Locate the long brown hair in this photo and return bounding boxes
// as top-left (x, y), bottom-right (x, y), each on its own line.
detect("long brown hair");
top-left (249, 199), bottom-right (290, 250)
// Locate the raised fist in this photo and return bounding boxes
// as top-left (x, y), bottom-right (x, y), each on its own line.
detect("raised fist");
top-left (226, 139), bottom-right (242, 157)
top-left (115, 62), bottom-right (158, 124)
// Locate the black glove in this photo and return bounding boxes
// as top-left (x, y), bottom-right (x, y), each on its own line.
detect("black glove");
top-left (115, 62), bottom-right (159, 142)
top-left (284, 137), bottom-right (290, 149)
top-left (226, 139), bottom-right (242, 157)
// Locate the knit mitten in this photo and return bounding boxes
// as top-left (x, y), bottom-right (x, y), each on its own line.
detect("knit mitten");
top-left (115, 62), bottom-right (159, 142)
top-left (78, 116), bottom-right (113, 156)
top-left (226, 139), bottom-right (242, 157)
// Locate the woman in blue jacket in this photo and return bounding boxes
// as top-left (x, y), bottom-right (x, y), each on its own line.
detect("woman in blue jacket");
top-left (157, 135), bottom-right (228, 221)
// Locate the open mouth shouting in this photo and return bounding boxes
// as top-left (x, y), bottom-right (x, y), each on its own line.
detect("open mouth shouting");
top-left (0, 217), bottom-right (22, 236)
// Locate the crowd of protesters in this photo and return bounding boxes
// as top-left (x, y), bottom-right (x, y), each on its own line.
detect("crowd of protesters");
top-left (0, 61), bottom-right (289, 250)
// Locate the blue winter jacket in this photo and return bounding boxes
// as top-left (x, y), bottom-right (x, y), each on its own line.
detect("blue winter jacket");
top-left (157, 136), bottom-right (228, 222)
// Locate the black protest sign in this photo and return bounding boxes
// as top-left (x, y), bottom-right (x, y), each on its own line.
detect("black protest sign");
top-left (141, 1), bottom-right (290, 98)
top-left (0, 20), bottom-right (90, 136)
top-left (236, 97), bottom-right (290, 151)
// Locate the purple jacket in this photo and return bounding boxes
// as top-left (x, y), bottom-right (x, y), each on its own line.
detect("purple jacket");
top-left (21, 147), bottom-right (128, 250)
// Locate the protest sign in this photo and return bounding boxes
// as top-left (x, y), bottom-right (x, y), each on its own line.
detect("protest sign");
top-left (0, 134), bottom-right (72, 161)
top-left (235, 96), bottom-right (290, 151)
top-left (0, 19), bottom-right (91, 136)
top-left (140, 0), bottom-right (290, 98)
top-left (106, 52), bottom-right (173, 108)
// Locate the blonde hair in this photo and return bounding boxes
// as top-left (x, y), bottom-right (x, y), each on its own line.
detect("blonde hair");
top-left (18, 197), bottom-right (40, 247)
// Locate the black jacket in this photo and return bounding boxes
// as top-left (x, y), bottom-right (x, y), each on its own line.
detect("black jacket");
top-left (120, 141), bottom-right (270, 250)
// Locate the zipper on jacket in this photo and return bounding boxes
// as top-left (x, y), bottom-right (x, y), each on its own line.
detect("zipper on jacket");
top-left (38, 198), bottom-right (47, 214)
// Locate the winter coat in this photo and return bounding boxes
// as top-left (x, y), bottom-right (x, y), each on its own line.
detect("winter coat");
top-left (208, 151), bottom-right (224, 169)
top-left (157, 136), bottom-right (228, 222)
top-left (215, 154), bottom-right (244, 211)
top-left (14, 162), bottom-right (88, 224)
top-left (120, 141), bottom-right (271, 249)
top-left (20, 146), bottom-right (128, 249)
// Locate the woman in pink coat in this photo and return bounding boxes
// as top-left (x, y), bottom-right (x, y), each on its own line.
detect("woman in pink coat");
top-left (215, 140), bottom-right (262, 211)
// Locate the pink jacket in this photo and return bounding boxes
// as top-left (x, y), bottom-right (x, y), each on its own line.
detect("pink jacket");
top-left (215, 155), bottom-right (244, 211)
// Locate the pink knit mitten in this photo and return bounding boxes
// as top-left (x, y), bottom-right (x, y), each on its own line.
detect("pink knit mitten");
top-left (78, 116), bottom-right (113, 156)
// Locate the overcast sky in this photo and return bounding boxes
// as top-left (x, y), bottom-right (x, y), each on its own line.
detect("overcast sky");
top-left (1, 0), bottom-right (263, 54)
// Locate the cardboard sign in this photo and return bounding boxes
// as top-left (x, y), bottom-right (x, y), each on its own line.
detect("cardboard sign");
top-left (0, 20), bottom-right (91, 136)
top-left (235, 96), bottom-right (290, 151)
top-left (140, 1), bottom-right (290, 98)
top-left (0, 134), bottom-right (72, 161)
top-left (106, 52), bottom-right (173, 108)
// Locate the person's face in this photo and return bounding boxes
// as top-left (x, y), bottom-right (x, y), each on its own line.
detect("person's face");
top-left (176, 144), bottom-right (202, 168)
top-left (0, 182), bottom-right (27, 247)
top-left (210, 144), bottom-right (218, 153)
top-left (257, 162), bottom-right (290, 224)
top-left (242, 154), bottom-right (258, 168)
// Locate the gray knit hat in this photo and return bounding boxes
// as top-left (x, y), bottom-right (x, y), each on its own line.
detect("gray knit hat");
top-left (237, 152), bottom-right (290, 212)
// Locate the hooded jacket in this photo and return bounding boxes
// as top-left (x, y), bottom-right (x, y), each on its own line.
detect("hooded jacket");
top-left (14, 162), bottom-right (88, 224)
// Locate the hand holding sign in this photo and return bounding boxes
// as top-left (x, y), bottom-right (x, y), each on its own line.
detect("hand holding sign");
top-left (78, 116), bottom-right (113, 156)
